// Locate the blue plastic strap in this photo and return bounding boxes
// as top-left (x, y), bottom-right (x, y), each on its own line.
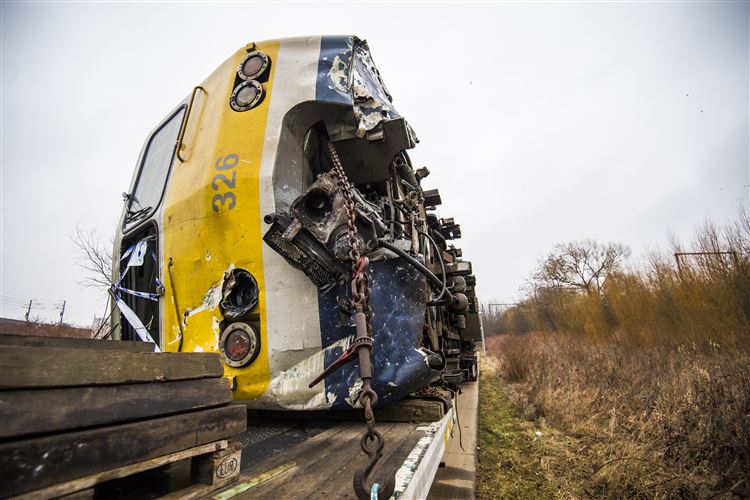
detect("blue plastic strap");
top-left (111, 293), bottom-right (161, 351)
top-left (370, 483), bottom-right (380, 500)
top-left (115, 285), bottom-right (160, 302)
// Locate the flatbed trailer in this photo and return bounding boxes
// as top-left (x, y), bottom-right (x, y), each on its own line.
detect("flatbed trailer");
top-left (60, 396), bottom-right (466, 500)
top-left (220, 408), bottom-right (455, 499)
top-left (0, 335), bottom-right (476, 500)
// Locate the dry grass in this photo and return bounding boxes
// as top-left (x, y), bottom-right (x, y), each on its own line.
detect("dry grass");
top-left (478, 214), bottom-right (750, 497)
top-left (484, 334), bottom-right (750, 498)
top-left (478, 358), bottom-right (591, 499)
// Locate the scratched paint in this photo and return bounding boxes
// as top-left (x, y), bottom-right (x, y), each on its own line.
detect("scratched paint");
top-left (349, 38), bottom-right (400, 136)
top-left (317, 36), bottom-right (402, 136)
top-left (252, 336), bottom-right (353, 410)
top-left (181, 264), bottom-right (237, 326)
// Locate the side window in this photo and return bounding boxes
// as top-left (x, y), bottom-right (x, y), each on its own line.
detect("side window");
top-left (119, 225), bottom-right (160, 345)
top-left (125, 107), bottom-right (186, 228)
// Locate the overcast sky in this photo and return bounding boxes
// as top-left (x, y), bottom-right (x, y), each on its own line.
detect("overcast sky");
top-left (1, 1), bottom-right (748, 326)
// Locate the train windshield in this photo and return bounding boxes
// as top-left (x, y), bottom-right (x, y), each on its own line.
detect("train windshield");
top-left (125, 107), bottom-right (185, 228)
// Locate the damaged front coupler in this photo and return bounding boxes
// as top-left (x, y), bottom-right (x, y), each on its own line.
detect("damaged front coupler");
top-left (263, 173), bottom-right (385, 290)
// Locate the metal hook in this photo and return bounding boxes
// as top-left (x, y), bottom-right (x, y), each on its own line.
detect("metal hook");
top-left (353, 450), bottom-right (396, 500)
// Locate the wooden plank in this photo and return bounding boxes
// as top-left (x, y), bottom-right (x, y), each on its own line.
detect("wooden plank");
top-left (212, 462), bottom-right (296, 500)
top-left (233, 420), bottom-right (424, 500)
top-left (13, 441), bottom-right (228, 500)
top-left (0, 405), bottom-right (247, 497)
top-left (309, 423), bottom-right (421, 499)
top-left (0, 378), bottom-right (233, 440)
top-left (162, 481), bottom-right (236, 500)
top-left (0, 346), bottom-right (224, 389)
top-left (240, 421), bottom-right (363, 477)
top-left (233, 421), bottom-right (361, 498)
top-left (0, 334), bottom-right (155, 352)
top-left (0, 318), bottom-right (91, 340)
top-left (248, 423), bottom-right (401, 499)
top-left (376, 398), bottom-right (445, 422)
top-left (369, 427), bottom-right (424, 496)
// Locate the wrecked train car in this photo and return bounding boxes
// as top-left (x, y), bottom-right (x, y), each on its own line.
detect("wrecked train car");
top-left (112, 36), bottom-right (482, 411)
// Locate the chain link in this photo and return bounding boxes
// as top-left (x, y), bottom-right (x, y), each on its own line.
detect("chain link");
top-left (326, 140), bottom-right (382, 467)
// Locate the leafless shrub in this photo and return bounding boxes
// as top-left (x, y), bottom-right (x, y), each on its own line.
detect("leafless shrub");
top-left (491, 211), bottom-right (750, 348)
top-left (71, 225), bottom-right (113, 289)
top-left (534, 240), bottom-right (631, 296)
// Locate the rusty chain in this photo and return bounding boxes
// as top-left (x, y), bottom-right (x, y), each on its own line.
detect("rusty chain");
top-left (326, 141), bottom-right (394, 500)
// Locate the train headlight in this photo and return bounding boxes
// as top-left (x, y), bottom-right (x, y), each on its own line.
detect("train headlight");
top-left (220, 268), bottom-right (259, 319)
top-left (237, 51), bottom-right (270, 81)
top-left (230, 80), bottom-right (264, 112)
top-left (219, 323), bottom-right (260, 368)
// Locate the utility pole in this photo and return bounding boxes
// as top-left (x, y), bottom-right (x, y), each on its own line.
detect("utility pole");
top-left (25, 300), bottom-right (33, 321)
top-left (59, 300), bottom-right (67, 325)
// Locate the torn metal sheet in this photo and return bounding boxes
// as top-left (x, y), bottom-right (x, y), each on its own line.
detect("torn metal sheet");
top-left (316, 36), bottom-right (404, 137)
top-left (183, 264), bottom-right (235, 326)
top-left (318, 258), bottom-right (441, 409)
top-left (248, 258), bottom-right (440, 410)
top-left (220, 268), bottom-right (260, 320)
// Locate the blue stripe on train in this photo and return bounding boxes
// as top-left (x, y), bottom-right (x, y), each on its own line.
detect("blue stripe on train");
top-left (318, 258), bottom-right (438, 409)
top-left (314, 37), bottom-right (435, 408)
top-left (316, 35), bottom-right (354, 105)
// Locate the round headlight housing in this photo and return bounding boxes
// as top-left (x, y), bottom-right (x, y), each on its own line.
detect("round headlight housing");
top-left (230, 80), bottom-right (264, 112)
top-left (220, 268), bottom-right (259, 319)
top-left (237, 51), bottom-right (270, 81)
top-left (219, 323), bottom-right (260, 368)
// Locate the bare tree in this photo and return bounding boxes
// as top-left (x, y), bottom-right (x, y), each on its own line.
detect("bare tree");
top-left (534, 239), bottom-right (630, 295)
top-left (72, 225), bottom-right (113, 289)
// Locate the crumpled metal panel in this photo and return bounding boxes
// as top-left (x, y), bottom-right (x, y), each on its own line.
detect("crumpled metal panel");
top-left (316, 36), bottom-right (401, 137)
top-left (318, 258), bottom-right (440, 409)
top-left (244, 258), bottom-right (438, 411)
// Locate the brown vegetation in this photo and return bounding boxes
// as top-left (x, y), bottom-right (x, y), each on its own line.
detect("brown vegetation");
top-left (486, 214), bottom-right (750, 348)
top-left (486, 334), bottom-right (749, 498)
top-left (480, 212), bottom-right (750, 498)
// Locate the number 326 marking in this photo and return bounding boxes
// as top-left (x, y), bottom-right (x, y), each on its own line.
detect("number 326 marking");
top-left (212, 154), bottom-right (238, 212)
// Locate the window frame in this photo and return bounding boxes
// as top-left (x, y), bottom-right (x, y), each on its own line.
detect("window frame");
top-left (123, 104), bottom-right (187, 235)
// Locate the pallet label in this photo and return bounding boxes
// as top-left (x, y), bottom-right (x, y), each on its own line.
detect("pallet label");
top-left (217, 455), bottom-right (239, 479)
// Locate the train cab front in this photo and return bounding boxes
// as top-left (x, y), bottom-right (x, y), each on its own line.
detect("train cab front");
top-left (112, 36), bottom-right (479, 412)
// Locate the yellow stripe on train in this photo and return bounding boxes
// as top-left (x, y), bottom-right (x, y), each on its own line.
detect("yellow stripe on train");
top-left (163, 41), bottom-right (280, 400)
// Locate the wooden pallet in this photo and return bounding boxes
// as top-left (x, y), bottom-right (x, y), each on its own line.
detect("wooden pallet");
top-left (0, 335), bottom-right (247, 498)
top-left (13, 440), bottom-right (243, 500)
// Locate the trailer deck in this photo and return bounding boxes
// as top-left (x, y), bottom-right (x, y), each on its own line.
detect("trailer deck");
top-left (213, 409), bottom-right (455, 499)
top-left (0, 332), bottom-right (479, 499)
